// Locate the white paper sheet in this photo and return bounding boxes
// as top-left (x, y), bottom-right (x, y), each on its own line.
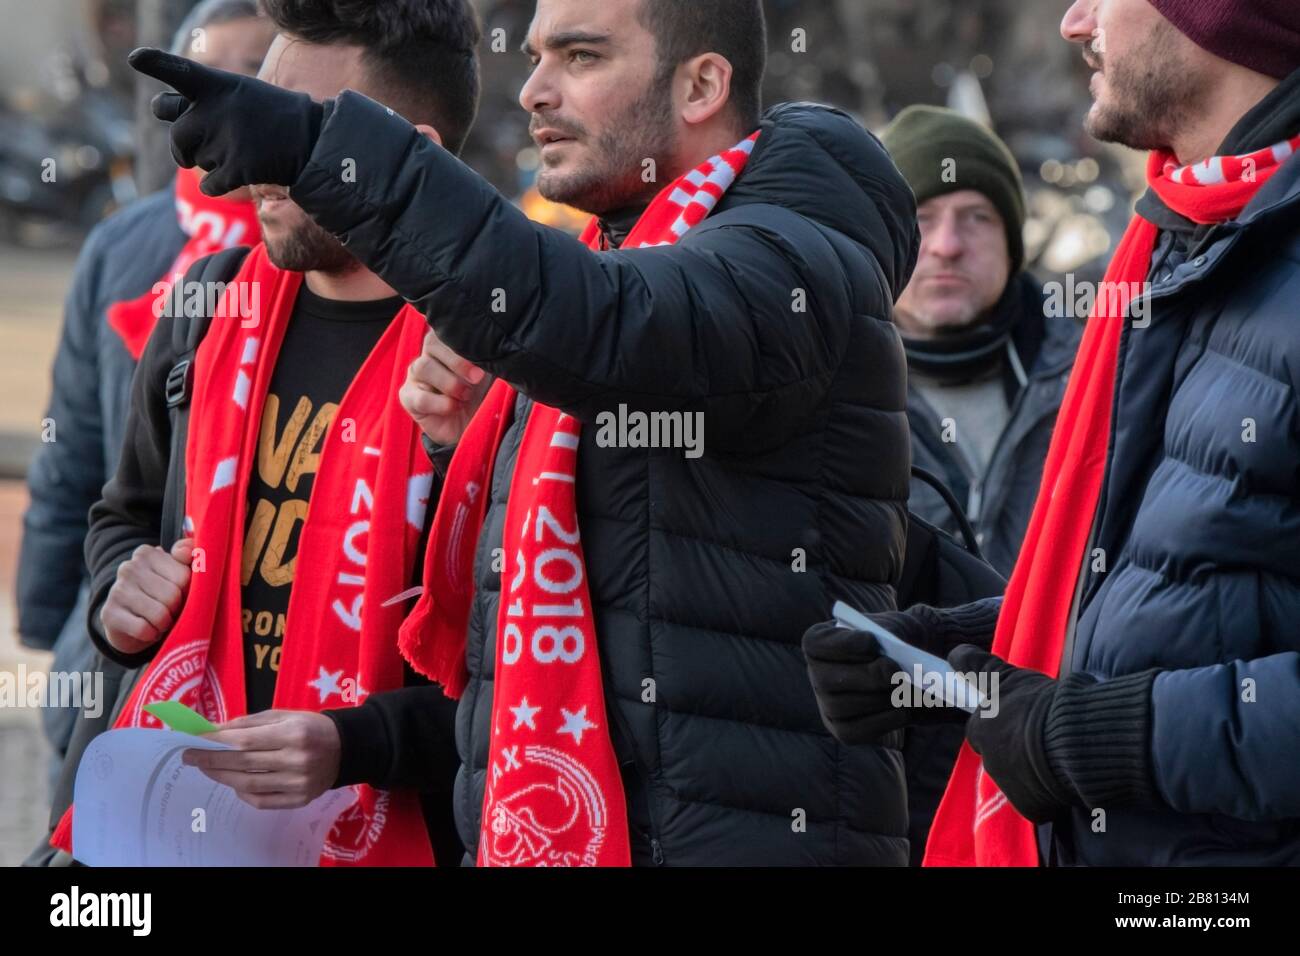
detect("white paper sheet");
top-left (832, 600), bottom-right (988, 712)
top-left (72, 727), bottom-right (355, 866)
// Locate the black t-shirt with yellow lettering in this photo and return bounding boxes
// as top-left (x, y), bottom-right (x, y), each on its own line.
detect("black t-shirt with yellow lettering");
top-left (240, 286), bottom-right (401, 713)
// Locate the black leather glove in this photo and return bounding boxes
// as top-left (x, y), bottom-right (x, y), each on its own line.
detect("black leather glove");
top-left (129, 47), bottom-right (324, 197)
top-left (803, 612), bottom-right (969, 746)
top-left (949, 645), bottom-right (1161, 823)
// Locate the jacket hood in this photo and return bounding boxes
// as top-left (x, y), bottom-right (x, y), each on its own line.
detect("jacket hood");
top-left (722, 102), bottom-right (921, 301)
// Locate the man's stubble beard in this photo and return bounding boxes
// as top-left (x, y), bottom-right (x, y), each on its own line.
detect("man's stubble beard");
top-left (1083, 19), bottom-right (1209, 152)
top-left (896, 293), bottom-right (994, 340)
top-left (537, 72), bottom-right (681, 216)
top-left (263, 213), bottom-right (361, 276)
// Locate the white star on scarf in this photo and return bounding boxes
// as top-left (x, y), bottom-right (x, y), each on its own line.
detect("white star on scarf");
top-left (557, 706), bottom-right (596, 745)
top-left (309, 667), bottom-right (344, 703)
top-left (510, 697), bottom-right (541, 730)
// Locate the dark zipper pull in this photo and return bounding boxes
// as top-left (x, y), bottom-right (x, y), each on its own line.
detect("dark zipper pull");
top-left (650, 837), bottom-right (664, 866)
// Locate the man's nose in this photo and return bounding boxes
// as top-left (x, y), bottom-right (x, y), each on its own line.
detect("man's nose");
top-left (520, 60), bottom-right (558, 115)
top-left (1060, 0), bottom-right (1097, 45)
top-left (923, 218), bottom-right (965, 260)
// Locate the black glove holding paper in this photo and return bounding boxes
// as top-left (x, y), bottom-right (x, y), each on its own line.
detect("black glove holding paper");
top-left (949, 645), bottom-right (1162, 823)
top-left (802, 605), bottom-right (986, 745)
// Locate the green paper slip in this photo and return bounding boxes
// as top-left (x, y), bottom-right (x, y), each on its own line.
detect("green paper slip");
top-left (143, 701), bottom-right (219, 736)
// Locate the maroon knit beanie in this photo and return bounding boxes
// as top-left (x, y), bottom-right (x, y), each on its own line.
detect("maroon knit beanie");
top-left (1149, 0), bottom-right (1300, 79)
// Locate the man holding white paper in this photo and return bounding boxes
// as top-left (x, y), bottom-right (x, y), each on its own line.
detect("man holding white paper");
top-left (72, 727), bottom-right (352, 867)
top-left (806, 0), bottom-right (1300, 868)
top-left (61, 0), bottom-right (485, 867)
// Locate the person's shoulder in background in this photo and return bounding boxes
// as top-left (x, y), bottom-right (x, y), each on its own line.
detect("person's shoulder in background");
top-left (78, 184), bottom-right (187, 307)
top-left (15, 185), bottom-right (188, 650)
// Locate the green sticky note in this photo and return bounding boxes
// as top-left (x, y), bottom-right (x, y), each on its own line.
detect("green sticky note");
top-left (144, 701), bottom-right (219, 736)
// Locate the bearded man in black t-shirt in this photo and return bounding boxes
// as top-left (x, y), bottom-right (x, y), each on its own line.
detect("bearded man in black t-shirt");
top-left (74, 0), bottom-right (484, 867)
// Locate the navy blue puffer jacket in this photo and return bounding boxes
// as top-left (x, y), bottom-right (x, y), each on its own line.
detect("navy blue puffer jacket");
top-left (1055, 146), bottom-right (1300, 866)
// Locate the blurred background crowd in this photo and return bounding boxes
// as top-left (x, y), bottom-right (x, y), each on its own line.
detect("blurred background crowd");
top-left (0, 0), bottom-right (1143, 864)
top-left (0, 0), bottom-right (1139, 265)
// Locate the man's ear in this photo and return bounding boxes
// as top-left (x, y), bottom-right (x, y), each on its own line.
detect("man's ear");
top-left (679, 52), bottom-right (734, 127)
top-left (414, 123), bottom-right (444, 148)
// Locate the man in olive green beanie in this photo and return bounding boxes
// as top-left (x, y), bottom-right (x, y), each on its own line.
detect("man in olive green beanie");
top-left (878, 105), bottom-right (1080, 866)
top-left (882, 105), bottom-right (1027, 272)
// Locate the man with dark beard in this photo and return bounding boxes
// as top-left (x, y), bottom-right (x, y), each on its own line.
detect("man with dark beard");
top-left (128, 0), bottom-right (920, 865)
top-left (58, 0), bottom-right (483, 867)
top-left (805, 0), bottom-right (1300, 867)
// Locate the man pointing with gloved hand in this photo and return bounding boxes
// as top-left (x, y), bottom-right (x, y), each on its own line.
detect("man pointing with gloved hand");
top-left (128, 0), bottom-right (923, 868)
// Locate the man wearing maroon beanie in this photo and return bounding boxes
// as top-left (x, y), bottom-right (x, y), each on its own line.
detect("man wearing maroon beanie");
top-left (806, 0), bottom-right (1300, 867)
top-left (1076, 0), bottom-right (1300, 161)
top-left (1148, 0), bottom-right (1300, 85)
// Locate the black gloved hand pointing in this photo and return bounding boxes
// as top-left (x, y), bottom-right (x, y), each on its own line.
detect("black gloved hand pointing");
top-left (129, 47), bottom-right (324, 197)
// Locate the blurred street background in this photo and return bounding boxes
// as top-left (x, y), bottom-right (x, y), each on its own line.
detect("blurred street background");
top-left (0, 0), bottom-right (1144, 865)
top-left (0, 252), bottom-right (74, 865)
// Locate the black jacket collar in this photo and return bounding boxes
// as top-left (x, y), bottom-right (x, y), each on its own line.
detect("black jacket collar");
top-left (596, 205), bottom-right (644, 250)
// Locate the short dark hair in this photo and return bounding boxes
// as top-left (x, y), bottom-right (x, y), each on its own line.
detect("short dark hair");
top-left (637, 0), bottom-right (767, 130)
top-left (260, 0), bottom-right (482, 155)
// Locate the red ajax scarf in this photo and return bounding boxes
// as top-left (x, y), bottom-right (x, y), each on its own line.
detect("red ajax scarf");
top-left (399, 133), bottom-right (760, 866)
top-left (56, 244), bottom-right (435, 866)
top-left (107, 166), bottom-right (260, 360)
top-left (924, 135), bottom-right (1300, 867)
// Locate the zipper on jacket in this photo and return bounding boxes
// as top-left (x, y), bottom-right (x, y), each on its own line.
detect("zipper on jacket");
top-left (632, 734), bottom-right (666, 866)
top-left (599, 657), bottom-right (666, 865)
top-left (612, 726), bottom-right (666, 866)
top-left (626, 738), bottom-right (666, 866)
top-left (651, 837), bottom-right (664, 865)
top-left (967, 482), bottom-right (984, 525)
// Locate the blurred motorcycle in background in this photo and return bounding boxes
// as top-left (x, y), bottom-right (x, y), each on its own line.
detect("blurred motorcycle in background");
top-left (0, 19), bottom-right (136, 247)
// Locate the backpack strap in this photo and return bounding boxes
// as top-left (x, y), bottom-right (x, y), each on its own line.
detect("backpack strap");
top-left (911, 465), bottom-right (984, 558)
top-left (159, 245), bottom-right (251, 546)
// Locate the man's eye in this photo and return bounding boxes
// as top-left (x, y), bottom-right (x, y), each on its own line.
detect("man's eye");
top-left (570, 49), bottom-right (599, 64)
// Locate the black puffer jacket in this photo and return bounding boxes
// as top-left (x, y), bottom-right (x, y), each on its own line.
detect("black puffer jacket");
top-left (291, 95), bottom-right (919, 865)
